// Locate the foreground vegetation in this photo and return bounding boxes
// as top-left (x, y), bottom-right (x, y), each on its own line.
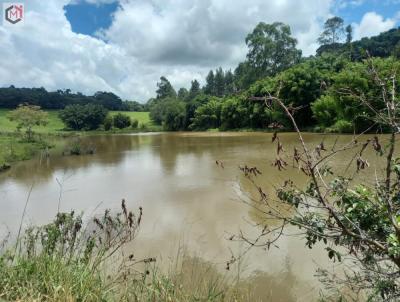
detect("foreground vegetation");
top-left (0, 201), bottom-right (259, 301)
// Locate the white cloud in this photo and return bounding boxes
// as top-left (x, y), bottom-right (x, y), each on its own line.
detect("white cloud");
top-left (1, 0), bottom-right (396, 102)
top-left (352, 12), bottom-right (396, 40)
top-left (336, 0), bottom-right (365, 10)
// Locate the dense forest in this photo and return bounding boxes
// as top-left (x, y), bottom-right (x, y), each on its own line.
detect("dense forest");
top-left (1, 17), bottom-right (399, 133)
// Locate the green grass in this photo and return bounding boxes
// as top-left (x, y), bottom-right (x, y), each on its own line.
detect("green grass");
top-left (0, 109), bottom-right (153, 133)
top-left (0, 109), bottom-right (64, 133)
top-left (0, 134), bottom-right (53, 166)
top-left (110, 111), bottom-right (152, 127)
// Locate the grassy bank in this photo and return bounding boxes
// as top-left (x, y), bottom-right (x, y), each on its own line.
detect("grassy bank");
top-left (0, 110), bottom-right (158, 168)
top-left (0, 202), bottom-right (252, 301)
top-left (0, 134), bottom-right (54, 169)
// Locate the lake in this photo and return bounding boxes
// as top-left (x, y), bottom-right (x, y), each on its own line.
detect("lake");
top-left (0, 132), bottom-right (385, 301)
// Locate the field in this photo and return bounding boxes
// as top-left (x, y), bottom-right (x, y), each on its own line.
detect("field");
top-left (109, 111), bottom-right (152, 126)
top-left (0, 109), bottom-right (152, 133)
top-left (0, 109), bottom-right (65, 133)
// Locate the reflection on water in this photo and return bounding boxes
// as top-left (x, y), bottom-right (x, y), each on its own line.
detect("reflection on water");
top-left (0, 132), bottom-right (389, 300)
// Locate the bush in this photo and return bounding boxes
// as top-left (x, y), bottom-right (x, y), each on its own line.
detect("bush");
top-left (190, 99), bottom-right (222, 130)
top-left (162, 101), bottom-right (186, 131)
top-left (139, 123), bottom-right (146, 130)
top-left (328, 119), bottom-right (354, 133)
top-left (131, 119), bottom-right (139, 129)
top-left (149, 98), bottom-right (186, 130)
top-left (59, 104), bottom-right (108, 131)
top-left (311, 95), bottom-right (339, 127)
top-left (113, 113), bottom-right (131, 129)
top-left (220, 98), bottom-right (248, 130)
top-left (104, 116), bottom-right (112, 131)
top-left (0, 201), bottom-right (142, 301)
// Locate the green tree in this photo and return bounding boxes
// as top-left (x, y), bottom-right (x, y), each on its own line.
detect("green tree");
top-left (161, 100), bottom-right (186, 130)
top-left (177, 88), bottom-right (189, 100)
top-left (214, 67), bottom-right (225, 97)
top-left (311, 95), bottom-right (339, 128)
top-left (156, 76), bottom-right (176, 99)
top-left (8, 104), bottom-right (48, 141)
top-left (247, 54), bottom-right (346, 128)
top-left (224, 70), bottom-right (235, 95)
top-left (188, 79), bottom-right (201, 100)
top-left (149, 98), bottom-right (186, 130)
top-left (204, 70), bottom-right (215, 95)
top-left (184, 94), bottom-right (209, 129)
top-left (345, 24), bottom-right (353, 44)
top-left (59, 104), bottom-right (108, 130)
top-left (318, 16), bottom-right (345, 45)
top-left (313, 57), bottom-right (400, 132)
top-left (190, 98), bottom-right (222, 130)
top-left (220, 98), bottom-right (248, 129)
top-left (245, 22), bottom-right (301, 78)
top-left (93, 92), bottom-right (123, 110)
top-left (234, 61), bottom-right (259, 90)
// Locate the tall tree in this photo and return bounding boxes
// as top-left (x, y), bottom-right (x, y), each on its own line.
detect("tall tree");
top-left (214, 67), bottom-right (226, 97)
top-left (177, 88), bottom-right (189, 100)
top-left (234, 61), bottom-right (259, 91)
top-left (224, 70), bottom-right (235, 95)
top-left (204, 70), bottom-right (215, 95)
top-left (156, 76), bottom-right (176, 99)
top-left (189, 79), bottom-right (201, 100)
top-left (8, 104), bottom-right (48, 141)
top-left (245, 22), bottom-right (301, 77)
top-left (318, 16), bottom-right (345, 45)
top-left (345, 24), bottom-right (353, 44)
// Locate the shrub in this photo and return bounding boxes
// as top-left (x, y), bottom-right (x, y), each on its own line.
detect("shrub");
top-left (190, 99), bottom-right (222, 130)
top-left (131, 119), bottom-right (139, 129)
top-left (103, 116), bottom-right (113, 131)
top-left (328, 119), bottom-right (353, 133)
top-left (0, 201), bottom-right (142, 301)
top-left (113, 113), bottom-right (131, 129)
top-left (311, 95), bottom-right (338, 128)
top-left (59, 104), bottom-right (108, 131)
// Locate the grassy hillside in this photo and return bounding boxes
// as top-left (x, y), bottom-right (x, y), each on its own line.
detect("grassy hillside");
top-left (0, 109), bottom-right (152, 133)
top-left (0, 109), bottom-right (64, 133)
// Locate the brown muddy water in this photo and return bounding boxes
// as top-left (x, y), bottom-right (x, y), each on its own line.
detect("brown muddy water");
top-left (0, 132), bottom-right (390, 301)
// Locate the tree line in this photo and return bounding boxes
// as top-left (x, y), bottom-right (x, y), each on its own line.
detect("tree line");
top-left (147, 17), bottom-right (400, 132)
top-left (0, 87), bottom-right (146, 111)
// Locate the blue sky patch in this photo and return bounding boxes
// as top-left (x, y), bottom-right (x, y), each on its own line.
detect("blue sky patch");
top-left (336, 0), bottom-right (400, 26)
top-left (64, 1), bottom-right (119, 37)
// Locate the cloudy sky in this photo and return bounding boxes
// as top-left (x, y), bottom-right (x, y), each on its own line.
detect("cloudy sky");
top-left (0, 0), bottom-right (399, 102)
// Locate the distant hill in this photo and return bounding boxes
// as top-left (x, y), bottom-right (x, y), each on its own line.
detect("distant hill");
top-left (316, 27), bottom-right (400, 60)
